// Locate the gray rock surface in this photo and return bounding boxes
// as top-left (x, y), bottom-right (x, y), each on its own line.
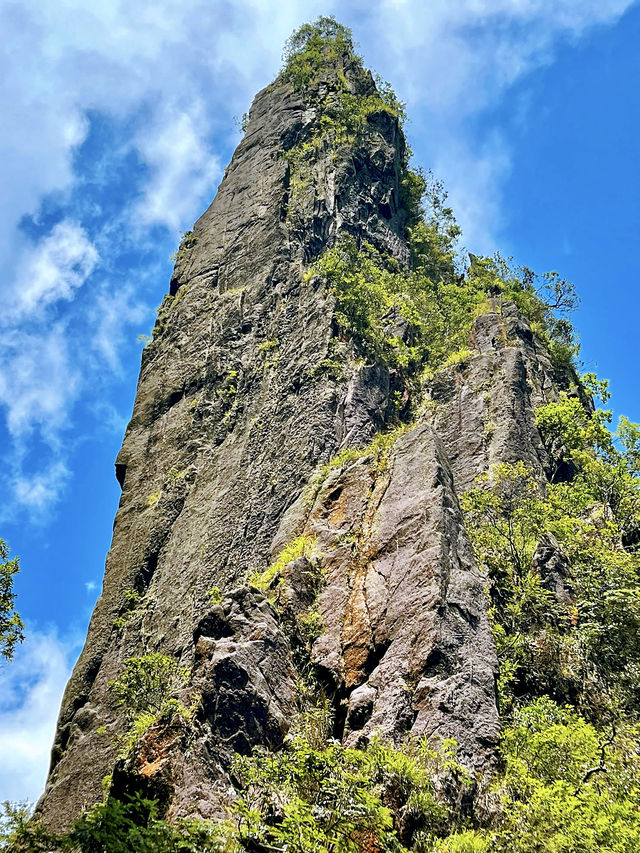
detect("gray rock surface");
top-left (37, 52), bottom-right (567, 832)
top-left (427, 301), bottom-right (558, 492)
top-left (282, 422), bottom-right (500, 768)
top-left (532, 533), bottom-right (574, 606)
top-left (38, 52), bottom-right (414, 833)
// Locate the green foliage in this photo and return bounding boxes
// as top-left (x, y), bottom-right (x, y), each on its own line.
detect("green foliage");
top-left (250, 535), bottom-right (328, 670)
top-left (152, 280), bottom-right (188, 341)
top-left (108, 654), bottom-right (191, 756)
top-left (311, 209), bottom-right (578, 393)
top-left (249, 534), bottom-right (318, 593)
top-left (281, 17), bottom-right (358, 91)
top-left (282, 89), bottom-right (404, 217)
top-left (7, 702), bottom-right (639, 852)
top-left (206, 586), bottom-right (222, 604)
top-left (0, 802), bottom-right (61, 853)
top-left (462, 405), bottom-right (640, 716)
top-left (535, 393), bottom-right (612, 480)
top-left (0, 539), bottom-right (23, 660)
top-left (109, 653), bottom-right (189, 719)
top-left (373, 72), bottom-right (408, 122)
top-left (230, 705), bottom-right (469, 852)
top-left (257, 338), bottom-right (279, 356)
top-left (306, 424), bottom-right (412, 510)
top-left (616, 415), bottom-right (640, 475)
top-left (467, 256), bottom-right (579, 374)
top-left (297, 607), bottom-right (324, 646)
top-left (408, 174), bottom-right (460, 281)
top-left (233, 112), bottom-right (249, 133)
top-left (401, 167), bottom-right (428, 232)
top-left (581, 371), bottom-right (610, 404)
top-left (170, 230), bottom-right (198, 266)
top-left (113, 588), bottom-right (142, 631)
top-left (437, 699), bottom-right (640, 853)
top-left (153, 293), bottom-right (175, 339)
top-left (1, 794), bottom-right (231, 853)
top-left (279, 19), bottom-right (412, 227)
top-left (311, 234), bottom-right (477, 378)
top-left (441, 349), bottom-right (477, 370)
top-left (216, 370), bottom-right (238, 408)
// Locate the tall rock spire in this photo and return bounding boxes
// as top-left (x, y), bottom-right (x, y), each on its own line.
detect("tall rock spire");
top-left (38, 21), bottom-right (567, 832)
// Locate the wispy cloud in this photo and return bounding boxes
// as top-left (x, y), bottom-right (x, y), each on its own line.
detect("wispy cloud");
top-left (12, 462), bottom-right (71, 513)
top-left (357, 0), bottom-right (636, 247)
top-left (11, 221), bottom-right (98, 318)
top-left (0, 629), bottom-right (78, 803)
top-left (133, 102), bottom-right (223, 232)
top-left (0, 321), bottom-right (78, 439)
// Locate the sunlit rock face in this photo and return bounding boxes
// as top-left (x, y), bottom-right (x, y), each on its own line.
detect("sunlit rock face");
top-left (38, 47), bottom-right (563, 832)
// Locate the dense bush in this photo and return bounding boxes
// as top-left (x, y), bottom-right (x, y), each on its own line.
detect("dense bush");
top-left (436, 700), bottom-right (640, 853)
top-left (6, 700), bottom-right (640, 852)
top-left (311, 220), bottom-right (578, 388)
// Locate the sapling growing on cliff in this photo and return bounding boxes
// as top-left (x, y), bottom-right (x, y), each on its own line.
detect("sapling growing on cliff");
top-left (107, 653), bottom-right (192, 757)
top-left (108, 653), bottom-right (189, 718)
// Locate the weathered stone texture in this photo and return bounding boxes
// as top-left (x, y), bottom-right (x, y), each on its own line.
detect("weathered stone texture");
top-left (38, 54), bottom-right (563, 832)
top-left (38, 56), bottom-right (416, 832)
top-left (285, 422), bottom-right (500, 768)
top-left (427, 301), bottom-right (557, 492)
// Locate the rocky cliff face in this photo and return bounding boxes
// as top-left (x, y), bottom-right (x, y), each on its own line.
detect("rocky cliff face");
top-left (38, 45), bottom-right (565, 832)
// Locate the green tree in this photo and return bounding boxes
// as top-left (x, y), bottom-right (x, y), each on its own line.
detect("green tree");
top-left (230, 704), bottom-right (468, 852)
top-left (436, 699), bottom-right (640, 853)
top-left (0, 538), bottom-right (24, 661)
top-left (108, 653), bottom-right (189, 719)
top-left (0, 795), bottom-right (231, 853)
top-left (463, 404), bottom-right (640, 717)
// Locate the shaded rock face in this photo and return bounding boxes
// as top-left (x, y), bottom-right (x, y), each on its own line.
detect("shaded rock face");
top-left (532, 534), bottom-right (574, 606)
top-left (110, 586), bottom-right (298, 822)
top-left (38, 57), bottom-right (564, 831)
top-left (427, 301), bottom-right (558, 492)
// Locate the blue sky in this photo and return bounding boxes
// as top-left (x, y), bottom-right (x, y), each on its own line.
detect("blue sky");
top-left (1, 0), bottom-right (638, 803)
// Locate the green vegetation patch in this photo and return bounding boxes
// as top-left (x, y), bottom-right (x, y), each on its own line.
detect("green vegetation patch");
top-left (250, 534), bottom-right (318, 594)
top-left (0, 538), bottom-right (23, 661)
top-left (278, 18), bottom-right (417, 228)
top-left (107, 653), bottom-right (192, 757)
top-left (462, 392), bottom-right (640, 720)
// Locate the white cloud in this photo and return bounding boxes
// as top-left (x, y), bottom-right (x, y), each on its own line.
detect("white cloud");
top-left (0, 630), bottom-right (78, 804)
top-left (429, 131), bottom-right (513, 253)
top-left (12, 221), bottom-right (98, 317)
top-left (12, 462), bottom-right (71, 513)
top-left (356, 0), bottom-right (636, 249)
top-left (0, 322), bottom-right (78, 438)
top-left (88, 283), bottom-right (148, 372)
top-left (1, 0), bottom-right (635, 264)
top-left (133, 102), bottom-right (223, 232)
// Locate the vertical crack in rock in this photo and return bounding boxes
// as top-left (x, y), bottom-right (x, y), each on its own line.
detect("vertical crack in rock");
top-left (292, 424), bottom-right (499, 767)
